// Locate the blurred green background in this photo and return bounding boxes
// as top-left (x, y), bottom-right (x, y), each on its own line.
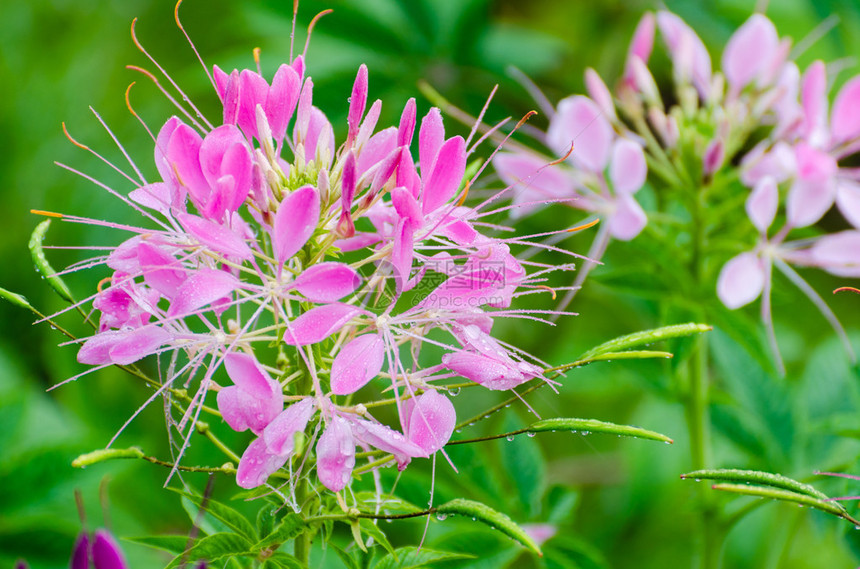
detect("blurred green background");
top-left (2, 0), bottom-right (860, 567)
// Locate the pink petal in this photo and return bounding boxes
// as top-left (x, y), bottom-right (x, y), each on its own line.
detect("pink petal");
top-left (404, 390), bottom-right (456, 455)
top-left (292, 262), bottom-right (361, 303)
top-left (391, 219), bottom-right (415, 291)
top-left (830, 76), bottom-right (860, 146)
top-left (305, 107), bottom-right (335, 165)
top-left (213, 65), bottom-right (230, 102)
top-left (166, 124), bottom-right (208, 202)
top-left (702, 139), bottom-right (724, 177)
top-left (177, 213), bottom-right (253, 260)
top-left (584, 68), bottom-right (617, 121)
top-left (108, 325), bottom-right (171, 365)
top-left (547, 96), bottom-right (613, 172)
top-left (78, 330), bottom-right (124, 365)
top-left (746, 176), bottom-right (778, 233)
top-left (628, 13), bottom-right (655, 64)
top-left (294, 78), bottom-right (313, 141)
top-left (740, 141), bottom-right (796, 186)
top-left (349, 417), bottom-right (426, 468)
top-left (716, 252), bottom-right (766, 309)
top-left (421, 136), bottom-right (466, 214)
top-left (347, 64), bottom-right (368, 145)
top-left (355, 99), bottom-right (382, 150)
top-left (837, 180), bottom-right (860, 228)
top-left (237, 70), bottom-right (269, 139)
top-left (217, 385), bottom-right (282, 434)
top-left (801, 61), bottom-right (828, 145)
top-left (266, 63), bottom-right (301, 142)
top-left (811, 230), bottom-right (860, 277)
top-left (137, 242), bottom-right (186, 298)
top-left (236, 437), bottom-right (289, 489)
top-left (656, 11), bottom-right (712, 96)
top-left (609, 139), bottom-right (647, 194)
top-left (167, 268), bottom-right (239, 317)
top-left (608, 194), bottom-right (647, 241)
top-left (396, 146), bottom-right (421, 198)
top-left (398, 97), bottom-right (417, 147)
top-left (129, 182), bottom-right (172, 216)
top-left (441, 352), bottom-right (530, 391)
top-left (263, 398), bottom-right (316, 455)
top-left (722, 14), bottom-right (779, 91)
top-left (154, 117), bottom-right (182, 185)
top-left (357, 127), bottom-right (397, 178)
top-left (283, 304), bottom-right (361, 346)
top-left (316, 416), bottom-right (355, 492)
top-left (272, 185), bottom-right (320, 266)
top-left (224, 352), bottom-right (278, 399)
top-left (419, 108), bottom-right (445, 177)
top-left (391, 186), bottom-right (423, 226)
top-left (330, 334), bottom-right (385, 395)
top-left (92, 529), bottom-right (128, 569)
top-left (786, 143), bottom-right (837, 228)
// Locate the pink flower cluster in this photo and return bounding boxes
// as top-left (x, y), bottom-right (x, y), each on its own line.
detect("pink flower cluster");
top-left (492, 10), bottom-right (859, 363)
top-left (65, 39), bottom-right (571, 497)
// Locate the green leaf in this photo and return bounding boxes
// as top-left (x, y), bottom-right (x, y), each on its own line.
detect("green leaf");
top-left (358, 518), bottom-right (396, 557)
top-left (174, 490), bottom-right (257, 541)
top-left (29, 219), bottom-right (74, 303)
top-left (577, 323), bottom-right (711, 360)
top-left (256, 503), bottom-right (279, 539)
top-left (124, 535), bottom-right (192, 555)
top-left (528, 418), bottom-right (674, 444)
top-left (165, 533), bottom-right (253, 568)
top-left (253, 514), bottom-right (307, 552)
top-left (0, 286), bottom-right (32, 310)
top-left (71, 447), bottom-right (144, 467)
top-left (709, 483), bottom-right (858, 524)
top-left (372, 546), bottom-right (473, 569)
top-left (331, 543), bottom-right (361, 569)
top-left (680, 469), bottom-right (831, 502)
top-left (434, 498), bottom-right (541, 556)
top-left (264, 551), bottom-right (307, 568)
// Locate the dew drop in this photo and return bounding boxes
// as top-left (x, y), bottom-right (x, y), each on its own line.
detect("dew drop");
top-left (581, 431), bottom-right (590, 436)
top-left (694, 478), bottom-right (701, 482)
top-left (526, 432), bottom-right (536, 438)
top-left (448, 387), bottom-right (461, 397)
top-left (505, 435), bottom-right (515, 442)
top-left (435, 513), bottom-right (448, 521)
top-left (664, 440), bottom-right (672, 445)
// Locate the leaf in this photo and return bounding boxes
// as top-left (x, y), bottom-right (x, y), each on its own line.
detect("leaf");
top-left (253, 514), bottom-right (307, 552)
top-left (527, 418), bottom-right (674, 444)
top-left (256, 503), bottom-right (279, 539)
top-left (264, 551), bottom-right (307, 568)
top-left (331, 543), bottom-right (361, 569)
top-left (358, 518), bottom-right (396, 558)
top-left (577, 323), bottom-right (711, 360)
top-left (29, 219), bottom-right (74, 303)
top-left (124, 535), bottom-right (193, 555)
top-left (165, 533), bottom-right (253, 568)
top-left (174, 490), bottom-right (257, 541)
top-left (708, 483), bottom-right (858, 524)
top-left (680, 469), bottom-right (831, 502)
top-left (434, 498), bottom-right (542, 556)
top-left (0, 286), bottom-right (33, 310)
top-left (372, 546), bottom-right (473, 569)
top-left (71, 447), bottom-right (144, 467)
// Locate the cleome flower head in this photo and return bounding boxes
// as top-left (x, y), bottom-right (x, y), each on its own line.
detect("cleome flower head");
top-left (45, 3), bottom-right (581, 507)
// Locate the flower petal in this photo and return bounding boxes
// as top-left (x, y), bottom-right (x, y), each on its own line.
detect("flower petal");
top-left (746, 176), bottom-right (778, 233)
top-left (831, 76), bottom-right (860, 146)
top-left (405, 390), bottom-right (456, 455)
top-left (350, 417), bottom-right (426, 468)
top-left (263, 398), bottom-right (316, 455)
top-left (722, 14), bottom-right (779, 91)
top-left (837, 180), bottom-right (860, 228)
top-left (547, 96), bottom-right (613, 172)
top-left (236, 437), bottom-right (289, 489)
top-left (421, 136), bottom-right (466, 214)
top-left (609, 139), bottom-right (647, 194)
top-left (811, 230), bottom-right (860, 277)
top-left (92, 529), bottom-right (129, 569)
top-left (608, 194), bottom-right (647, 241)
top-left (316, 416), bottom-right (355, 492)
top-left (330, 334), bottom-right (386, 395)
top-left (283, 304), bottom-right (361, 346)
top-left (292, 262), bottom-right (362, 303)
top-left (716, 252), bottom-right (766, 309)
top-left (272, 185), bottom-right (320, 266)
top-left (786, 143), bottom-right (837, 228)
top-left (177, 213), bottom-right (253, 260)
top-left (419, 107), bottom-right (445, 177)
top-left (167, 268), bottom-right (239, 317)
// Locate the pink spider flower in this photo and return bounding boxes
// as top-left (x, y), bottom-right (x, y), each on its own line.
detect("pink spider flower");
top-left (717, 176), bottom-right (858, 372)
